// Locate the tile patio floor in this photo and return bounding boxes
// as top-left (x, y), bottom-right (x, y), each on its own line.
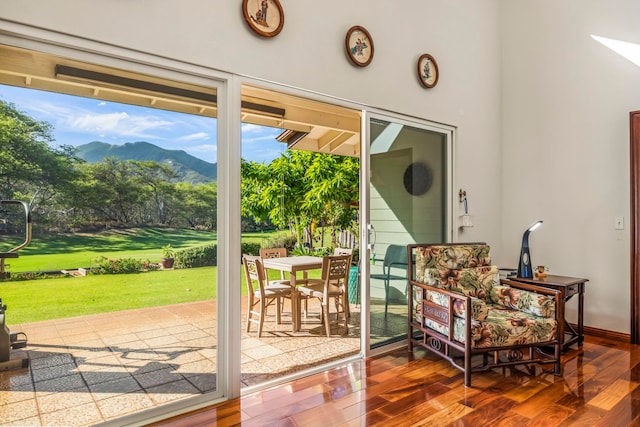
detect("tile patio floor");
top-left (0, 299), bottom-right (362, 426)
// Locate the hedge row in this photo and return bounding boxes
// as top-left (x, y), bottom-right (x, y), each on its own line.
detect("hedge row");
top-left (173, 242), bottom-right (262, 268)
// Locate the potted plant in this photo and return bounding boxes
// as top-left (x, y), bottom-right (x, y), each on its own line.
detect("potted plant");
top-left (161, 244), bottom-right (175, 269)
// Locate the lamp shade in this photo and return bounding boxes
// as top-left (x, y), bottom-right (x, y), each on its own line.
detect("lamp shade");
top-left (517, 220), bottom-right (543, 278)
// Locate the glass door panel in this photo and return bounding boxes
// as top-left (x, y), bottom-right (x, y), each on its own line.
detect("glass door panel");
top-left (0, 44), bottom-right (223, 424)
top-left (368, 117), bottom-right (450, 349)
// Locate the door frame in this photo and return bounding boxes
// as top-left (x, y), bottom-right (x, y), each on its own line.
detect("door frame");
top-left (0, 28), bottom-right (234, 422)
top-left (361, 109), bottom-right (455, 356)
top-left (630, 110), bottom-right (640, 344)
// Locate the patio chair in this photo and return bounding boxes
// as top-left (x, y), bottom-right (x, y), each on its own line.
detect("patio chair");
top-left (243, 255), bottom-right (293, 337)
top-left (297, 254), bottom-right (351, 337)
top-left (333, 247), bottom-right (353, 256)
top-left (259, 247), bottom-right (289, 282)
top-left (333, 247), bottom-right (354, 317)
top-left (370, 244), bottom-right (408, 316)
top-left (259, 247), bottom-right (291, 315)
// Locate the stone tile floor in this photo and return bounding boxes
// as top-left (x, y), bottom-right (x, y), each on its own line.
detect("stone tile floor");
top-left (0, 299), bottom-right (362, 426)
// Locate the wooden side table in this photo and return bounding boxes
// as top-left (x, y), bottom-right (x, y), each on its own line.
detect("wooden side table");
top-left (511, 274), bottom-right (588, 352)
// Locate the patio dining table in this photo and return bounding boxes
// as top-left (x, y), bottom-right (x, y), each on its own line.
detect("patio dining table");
top-left (261, 255), bottom-right (323, 332)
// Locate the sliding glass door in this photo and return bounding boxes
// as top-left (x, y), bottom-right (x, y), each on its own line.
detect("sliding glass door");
top-left (364, 113), bottom-right (452, 350)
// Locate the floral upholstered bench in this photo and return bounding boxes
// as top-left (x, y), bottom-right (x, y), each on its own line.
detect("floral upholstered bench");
top-left (407, 243), bottom-right (562, 387)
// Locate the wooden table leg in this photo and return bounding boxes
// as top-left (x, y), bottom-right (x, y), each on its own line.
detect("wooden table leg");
top-left (557, 289), bottom-right (566, 351)
top-left (578, 285), bottom-right (584, 346)
top-left (291, 273), bottom-right (300, 332)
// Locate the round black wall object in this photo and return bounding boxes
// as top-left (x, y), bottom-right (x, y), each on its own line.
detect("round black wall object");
top-left (403, 162), bottom-right (432, 196)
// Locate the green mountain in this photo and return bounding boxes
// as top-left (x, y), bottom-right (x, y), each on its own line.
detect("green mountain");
top-left (76, 141), bottom-right (217, 183)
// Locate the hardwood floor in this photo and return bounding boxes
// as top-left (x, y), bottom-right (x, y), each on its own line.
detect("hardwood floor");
top-left (150, 335), bottom-right (640, 426)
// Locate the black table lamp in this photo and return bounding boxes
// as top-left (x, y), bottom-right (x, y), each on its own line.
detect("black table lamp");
top-left (517, 220), bottom-right (543, 278)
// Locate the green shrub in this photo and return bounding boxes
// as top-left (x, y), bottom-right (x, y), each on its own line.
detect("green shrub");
top-left (170, 242), bottom-right (266, 269)
top-left (175, 244), bottom-right (217, 268)
top-left (262, 234), bottom-right (297, 252)
top-left (2, 272), bottom-right (52, 282)
top-left (241, 242), bottom-right (261, 256)
top-left (91, 256), bottom-right (159, 274)
top-left (289, 246), bottom-right (331, 257)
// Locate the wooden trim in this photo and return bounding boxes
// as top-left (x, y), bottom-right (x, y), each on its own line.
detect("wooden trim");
top-left (576, 323), bottom-right (630, 343)
top-left (422, 300), bottom-right (449, 327)
top-left (631, 111), bottom-right (640, 344)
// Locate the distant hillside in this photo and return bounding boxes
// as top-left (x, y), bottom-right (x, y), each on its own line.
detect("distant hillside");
top-left (76, 141), bottom-right (217, 183)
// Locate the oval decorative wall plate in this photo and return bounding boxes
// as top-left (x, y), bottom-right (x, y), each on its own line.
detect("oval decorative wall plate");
top-left (345, 26), bottom-right (374, 67)
top-left (417, 53), bottom-right (439, 88)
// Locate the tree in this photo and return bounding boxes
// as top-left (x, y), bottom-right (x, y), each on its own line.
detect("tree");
top-left (130, 160), bottom-right (179, 225)
top-left (0, 99), bottom-right (80, 206)
top-left (175, 181), bottom-right (217, 229)
top-left (303, 154), bottom-right (359, 247)
top-left (80, 158), bottom-right (146, 225)
top-left (241, 150), bottom-right (359, 247)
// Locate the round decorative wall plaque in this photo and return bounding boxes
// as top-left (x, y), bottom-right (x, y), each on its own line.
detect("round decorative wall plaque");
top-left (403, 162), bottom-right (433, 196)
top-left (242, 0), bottom-right (285, 38)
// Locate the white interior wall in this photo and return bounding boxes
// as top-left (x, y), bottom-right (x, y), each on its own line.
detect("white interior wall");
top-left (3, 1), bottom-right (635, 335)
top-left (0, 0), bottom-right (503, 247)
top-left (3, 0), bottom-right (637, 335)
top-left (501, 0), bottom-right (640, 334)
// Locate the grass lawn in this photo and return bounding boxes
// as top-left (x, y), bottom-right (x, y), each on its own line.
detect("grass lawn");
top-left (3, 264), bottom-right (319, 326)
top-left (2, 267), bottom-right (218, 325)
top-left (9, 227), bottom-right (217, 272)
top-left (0, 227), bottom-right (321, 325)
top-left (8, 228), bottom-right (288, 272)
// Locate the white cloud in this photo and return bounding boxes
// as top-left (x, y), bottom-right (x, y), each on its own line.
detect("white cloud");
top-left (24, 100), bottom-right (73, 119)
top-left (65, 111), bottom-right (173, 140)
top-left (1, 84), bottom-right (278, 163)
top-left (178, 132), bottom-right (210, 142)
top-left (190, 144), bottom-right (217, 153)
top-left (241, 123), bottom-right (263, 133)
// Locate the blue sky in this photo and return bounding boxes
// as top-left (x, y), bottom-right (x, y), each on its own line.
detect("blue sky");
top-left (0, 84), bottom-right (284, 164)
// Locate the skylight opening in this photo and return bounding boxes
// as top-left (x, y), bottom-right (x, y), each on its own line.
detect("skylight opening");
top-left (591, 34), bottom-right (640, 68)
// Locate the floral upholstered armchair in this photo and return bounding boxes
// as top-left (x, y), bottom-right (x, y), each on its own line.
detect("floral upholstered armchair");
top-left (407, 243), bottom-right (562, 387)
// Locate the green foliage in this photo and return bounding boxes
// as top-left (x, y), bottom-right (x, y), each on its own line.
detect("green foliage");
top-left (351, 247), bottom-right (360, 266)
top-left (0, 100), bottom-right (219, 231)
top-left (175, 244), bottom-right (217, 268)
top-left (289, 246), bottom-right (332, 257)
top-left (262, 233), bottom-right (297, 251)
top-left (241, 150), bottom-right (359, 248)
top-left (171, 242), bottom-right (260, 268)
top-left (90, 256), bottom-right (159, 274)
top-left (174, 181), bottom-right (218, 229)
top-left (162, 244), bottom-right (175, 258)
top-left (241, 242), bottom-right (261, 256)
top-left (0, 99), bottom-right (81, 210)
top-left (61, 157), bottom-right (220, 231)
top-left (3, 271), bottom-right (52, 282)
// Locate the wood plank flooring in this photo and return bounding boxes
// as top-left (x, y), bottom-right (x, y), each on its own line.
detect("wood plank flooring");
top-left (150, 335), bottom-right (640, 426)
